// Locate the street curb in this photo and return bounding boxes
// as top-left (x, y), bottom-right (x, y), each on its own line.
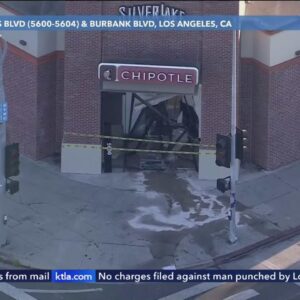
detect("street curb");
top-left (183, 225), bottom-right (300, 270)
top-left (0, 253), bottom-right (31, 269)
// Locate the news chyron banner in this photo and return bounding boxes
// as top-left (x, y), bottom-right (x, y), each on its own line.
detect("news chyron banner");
top-left (1, 16), bottom-right (300, 31)
top-left (0, 270), bottom-right (299, 283)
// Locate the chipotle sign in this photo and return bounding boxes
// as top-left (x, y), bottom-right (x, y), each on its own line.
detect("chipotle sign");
top-left (99, 64), bottom-right (199, 86)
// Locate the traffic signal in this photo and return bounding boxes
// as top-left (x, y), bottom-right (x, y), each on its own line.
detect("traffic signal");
top-left (5, 143), bottom-right (20, 178)
top-left (215, 134), bottom-right (231, 168)
top-left (236, 128), bottom-right (248, 161)
top-left (217, 177), bottom-right (231, 193)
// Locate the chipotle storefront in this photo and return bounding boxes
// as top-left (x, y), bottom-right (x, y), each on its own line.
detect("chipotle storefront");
top-left (61, 1), bottom-right (239, 178)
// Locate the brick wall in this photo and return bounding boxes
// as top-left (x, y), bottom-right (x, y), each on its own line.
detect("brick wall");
top-left (64, 1), bottom-right (239, 148)
top-left (241, 59), bottom-right (270, 167)
top-left (240, 60), bottom-right (254, 162)
top-left (36, 59), bottom-right (57, 159)
top-left (268, 58), bottom-right (300, 169)
top-left (63, 2), bottom-right (103, 145)
top-left (241, 57), bottom-right (300, 170)
top-left (5, 1), bottom-right (299, 171)
top-left (36, 53), bottom-right (64, 159)
top-left (201, 2), bottom-right (239, 145)
top-left (5, 47), bottom-right (38, 158)
top-left (56, 56), bottom-right (64, 152)
top-left (4, 45), bottom-right (64, 160)
top-left (101, 1), bottom-right (202, 67)
top-left (252, 62), bottom-right (270, 168)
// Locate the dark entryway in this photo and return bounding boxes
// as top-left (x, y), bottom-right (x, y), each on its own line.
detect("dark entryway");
top-left (101, 91), bottom-right (200, 172)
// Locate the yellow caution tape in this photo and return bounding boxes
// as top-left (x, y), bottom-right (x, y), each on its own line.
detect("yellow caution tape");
top-left (64, 132), bottom-right (215, 148)
top-left (62, 143), bottom-right (215, 155)
top-left (62, 144), bottom-right (101, 149)
top-left (102, 147), bottom-right (215, 156)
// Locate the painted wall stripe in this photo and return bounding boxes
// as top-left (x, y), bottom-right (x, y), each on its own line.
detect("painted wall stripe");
top-left (0, 3), bottom-right (21, 15)
top-left (242, 56), bottom-right (300, 73)
top-left (7, 42), bottom-right (64, 65)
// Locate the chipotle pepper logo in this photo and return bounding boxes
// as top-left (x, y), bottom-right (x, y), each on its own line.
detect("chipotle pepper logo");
top-left (99, 65), bottom-right (116, 82)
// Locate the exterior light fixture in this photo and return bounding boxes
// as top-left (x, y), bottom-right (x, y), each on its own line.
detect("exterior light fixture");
top-left (19, 40), bottom-right (27, 46)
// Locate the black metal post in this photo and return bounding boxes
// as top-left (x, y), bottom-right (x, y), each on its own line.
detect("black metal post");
top-left (103, 122), bottom-right (112, 173)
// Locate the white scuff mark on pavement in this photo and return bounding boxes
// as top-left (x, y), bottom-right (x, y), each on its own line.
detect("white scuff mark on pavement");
top-left (179, 170), bottom-right (243, 227)
top-left (0, 283), bottom-right (37, 300)
top-left (129, 170), bottom-right (242, 232)
top-left (129, 206), bottom-right (191, 232)
top-left (162, 265), bottom-right (176, 270)
top-left (133, 172), bottom-right (161, 199)
top-left (177, 170), bottom-right (227, 218)
top-left (128, 202), bottom-right (228, 232)
top-left (176, 170), bottom-right (205, 198)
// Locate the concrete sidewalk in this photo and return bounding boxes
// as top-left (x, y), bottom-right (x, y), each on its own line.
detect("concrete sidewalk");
top-left (0, 157), bottom-right (299, 269)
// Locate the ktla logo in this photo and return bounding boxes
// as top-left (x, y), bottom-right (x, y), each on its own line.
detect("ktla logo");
top-left (100, 65), bottom-right (117, 82)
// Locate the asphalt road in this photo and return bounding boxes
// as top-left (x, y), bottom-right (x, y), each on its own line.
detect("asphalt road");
top-left (0, 281), bottom-right (197, 300)
top-left (190, 283), bottom-right (300, 300)
top-left (0, 281), bottom-right (298, 300)
top-left (192, 282), bottom-right (300, 300)
top-left (0, 234), bottom-right (298, 300)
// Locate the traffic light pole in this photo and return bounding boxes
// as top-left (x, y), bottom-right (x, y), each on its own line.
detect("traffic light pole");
top-left (0, 37), bottom-right (7, 246)
top-left (229, 30), bottom-right (238, 244)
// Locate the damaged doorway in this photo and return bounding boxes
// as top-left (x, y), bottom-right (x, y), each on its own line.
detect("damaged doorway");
top-left (101, 91), bottom-right (201, 172)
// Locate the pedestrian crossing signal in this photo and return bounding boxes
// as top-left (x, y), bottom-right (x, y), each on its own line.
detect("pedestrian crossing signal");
top-left (215, 134), bottom-right (231, 168)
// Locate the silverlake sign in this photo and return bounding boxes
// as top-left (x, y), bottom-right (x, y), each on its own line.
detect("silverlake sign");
top-left (119, 3), bottom-right (186, 16)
